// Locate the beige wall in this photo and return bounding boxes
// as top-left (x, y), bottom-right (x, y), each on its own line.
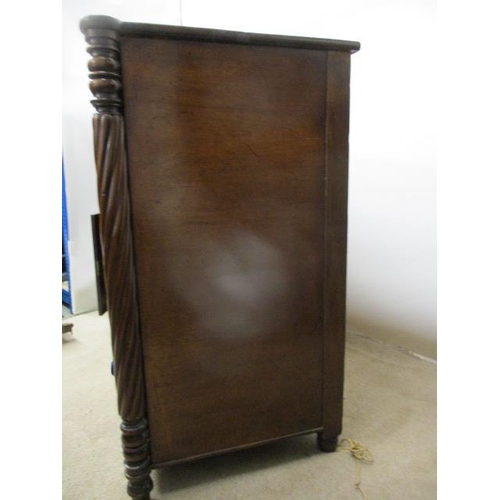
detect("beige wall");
top-left (63, 0), bottom-right (436, 358)
top-left (182, 0), bottom-right (437, 359)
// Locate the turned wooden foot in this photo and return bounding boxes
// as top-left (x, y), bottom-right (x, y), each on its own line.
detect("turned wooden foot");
top-left (317, 432), bottom-right (339, 452)
top-left (127, 488), bottom-right (152, 500)
top-left (122, 419), bottom-right (154, 499)
top-left (127, 478), bottom-right (153, 500)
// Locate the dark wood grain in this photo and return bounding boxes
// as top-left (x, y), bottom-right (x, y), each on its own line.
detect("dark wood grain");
top-left (81, 14), bottom-right (359, 495)
top-left (80, 18), bottom-right (153, 500)
top-left (80, 15), bottom-right (360, 52)
top-left (320, 51), bottom-right (351, 444)
top-left (120, 22), bottom-right (359, 52)
top-left (121, 37), bottom-right (326, 465)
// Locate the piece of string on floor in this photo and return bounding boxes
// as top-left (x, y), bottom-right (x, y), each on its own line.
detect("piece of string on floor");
top-left (337, 438), bottom-right (374, 499)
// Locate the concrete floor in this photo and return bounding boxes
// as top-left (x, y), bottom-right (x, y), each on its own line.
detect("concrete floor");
top-left (62, 311), bottom-right (436, 500)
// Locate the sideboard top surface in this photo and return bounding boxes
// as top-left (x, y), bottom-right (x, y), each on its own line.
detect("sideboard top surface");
top-left (80, 15), bottom-right (360, 53)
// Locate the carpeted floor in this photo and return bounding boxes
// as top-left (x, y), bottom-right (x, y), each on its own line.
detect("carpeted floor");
top-left (62, 311), bottom-right (436, 500)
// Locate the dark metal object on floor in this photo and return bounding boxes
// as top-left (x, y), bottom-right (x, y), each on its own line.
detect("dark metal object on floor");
top-left (62, 323), bottom-right (73, 335)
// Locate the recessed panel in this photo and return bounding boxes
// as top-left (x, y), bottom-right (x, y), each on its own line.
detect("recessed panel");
top-left (121, 38), bottom-right (326, 464)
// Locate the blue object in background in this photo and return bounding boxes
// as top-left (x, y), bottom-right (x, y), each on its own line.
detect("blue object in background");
top-left (62, 161), bottom-right (72, 311)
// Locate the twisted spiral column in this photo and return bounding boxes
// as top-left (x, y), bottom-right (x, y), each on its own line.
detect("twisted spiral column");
top-left (80, 16), bottom-right (153, 500)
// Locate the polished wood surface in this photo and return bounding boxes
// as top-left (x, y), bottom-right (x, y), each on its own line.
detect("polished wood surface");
top-left (81, 14), bottom-right (359, 499)
top-left (321, 51), bottom-right (351, 443)
top-left (80, 15), bottom-right (360, 53)
top-left (122, 38), bottom-right (326, 465)
top-left (120, 21), bottom-right (360, 52)
top-left (81, 19), bottom-right (153, 499)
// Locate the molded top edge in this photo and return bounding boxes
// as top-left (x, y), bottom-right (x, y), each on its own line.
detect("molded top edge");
top-left (80, 15), bottom-right (360, 53)
top-left (80, 15), bottom-right (121, 33)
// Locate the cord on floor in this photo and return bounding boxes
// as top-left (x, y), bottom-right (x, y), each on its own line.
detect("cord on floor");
top-left (337, 438), bottom-right (374, 499)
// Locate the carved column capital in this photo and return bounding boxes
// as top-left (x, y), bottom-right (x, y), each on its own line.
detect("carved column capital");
top-left (80, 16), bottom-right (123, 114)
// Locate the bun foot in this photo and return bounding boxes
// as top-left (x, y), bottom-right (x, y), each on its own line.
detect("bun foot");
top-left (317, 433), bottom-right (339, 452)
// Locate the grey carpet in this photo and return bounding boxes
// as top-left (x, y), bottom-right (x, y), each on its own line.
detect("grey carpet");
top-left (63, 311), bottom-right (436, 499)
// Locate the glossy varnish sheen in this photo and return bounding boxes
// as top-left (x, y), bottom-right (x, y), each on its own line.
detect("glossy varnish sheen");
top-left (81, 15), bottom-right (359, 500)
top-left (121, 38), bottom-right (326, 465)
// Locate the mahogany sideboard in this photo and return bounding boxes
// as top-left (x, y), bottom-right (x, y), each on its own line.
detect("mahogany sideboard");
top-left (80, 16), bottom-right (359, 499)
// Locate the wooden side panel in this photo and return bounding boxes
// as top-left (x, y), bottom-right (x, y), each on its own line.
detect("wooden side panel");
top-left (322, 51), bottom-right (351, 439)
top-left (120, 38), bottom-right (327, 464)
